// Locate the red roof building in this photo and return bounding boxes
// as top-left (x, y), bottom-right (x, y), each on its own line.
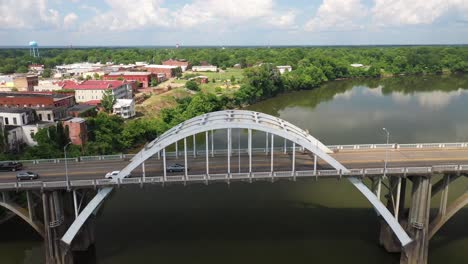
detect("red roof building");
top-left (162, 59), bottom-right (190, 72)
top-left (103, 72), bottom-right (154, 88)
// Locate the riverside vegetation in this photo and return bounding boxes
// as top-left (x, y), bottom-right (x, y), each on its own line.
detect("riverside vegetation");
top-left (1, 46), bottom-right (468, 160)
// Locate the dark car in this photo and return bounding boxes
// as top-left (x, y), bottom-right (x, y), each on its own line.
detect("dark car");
top-left (16, 171), bottom-right (39, 180)
top-left (166, 164), bottom-right (188, 173)
top-left (0, 162), bottom-right (23, 172)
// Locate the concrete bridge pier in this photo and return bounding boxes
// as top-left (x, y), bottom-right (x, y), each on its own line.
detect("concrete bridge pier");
top-left (42, 191), bottom-right (96, 264)
top-left (378, 175), bottom-right (432, 264)
top-left (400, 176), bottom-right (432, 264)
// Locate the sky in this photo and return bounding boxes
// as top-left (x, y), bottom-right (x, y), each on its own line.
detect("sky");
top-left (1, 0), bottom-right (468, 46)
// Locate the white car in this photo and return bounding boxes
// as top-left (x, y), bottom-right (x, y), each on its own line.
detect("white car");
top-left (105, 171), bottom-right (120, 179)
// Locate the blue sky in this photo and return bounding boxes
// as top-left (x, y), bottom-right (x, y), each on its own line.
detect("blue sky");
top-left (1, 0), bottom-right (468, 46)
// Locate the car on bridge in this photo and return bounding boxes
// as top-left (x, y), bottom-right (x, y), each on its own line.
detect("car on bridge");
top-left (16, 171), bottom-right (39, 180)
top-left (105, 171), bottom-right (120, 179)
top-left (0, 162), bottom-right (23, 172)
top-left (166, 164), bottom-right (188, 173)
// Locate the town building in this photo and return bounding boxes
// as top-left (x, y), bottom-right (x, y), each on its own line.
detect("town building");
top-left (0, 108), bottom-right (35, 126)
top-left (104, 72), bottom-right (154, 88)
top-left (145, 65), bottom-right (180, 78)
top-left (62, 117), bottom-right (87, 146)
top-left (13, 74), bottom-right (39, 91)
top-left (28, 64), bottom-right (45, 74)
top-left (61, 80), bottom-right (133, 104)
top-left (34, 80), bottom-right (64, 92)
top-left (56, 63), bottom-right (104, 76)
top-left (0, 76), bottom-right (14, 91)
top-left (162, 59), bottom-right (190, 72)
top-left (192, 65), bottom-right (218, 72)
top-left (276, 66), bottom-right (292, 74)
top-left (35, 107), bottom-right (68, 122)
top-left (113, 99), bottom-right (136, 119)
top-left (67, 104), bottom-right (96, 117)
top-left (0, 92), bottom-right (75, 108)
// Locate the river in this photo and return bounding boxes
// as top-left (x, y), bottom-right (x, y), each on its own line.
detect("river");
top-left (0, 74), bottom-right (467, 264)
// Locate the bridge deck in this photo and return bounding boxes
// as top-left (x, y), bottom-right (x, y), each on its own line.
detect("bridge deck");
top-left (0, 147), bottom-right (467, 190)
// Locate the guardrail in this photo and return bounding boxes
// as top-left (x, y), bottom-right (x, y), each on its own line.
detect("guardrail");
top-left (2, 142), bottom-right (468, 166)
top-left (0, 164), bottom-right (466, 191)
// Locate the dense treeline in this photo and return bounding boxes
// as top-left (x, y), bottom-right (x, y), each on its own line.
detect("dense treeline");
top-left (1, 46), bottom-right (468, 76)
top-left (1, 46), bottom-right (468, 159)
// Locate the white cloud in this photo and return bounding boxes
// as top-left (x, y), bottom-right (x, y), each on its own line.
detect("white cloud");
top-left (173, 0), bottom-right (277, 28)
top-left (82, 0), bottom-right (170, 31)
top-left (372, 0), bottom-right (468, 26)
top-left (305, 0), bottom-right (368, 32)
top-left (267, 10), bottom-right (297, 29)
top-left (0, 0), bottom-right (61, 30)
top-left (64, 13), bottom-right (78, 28)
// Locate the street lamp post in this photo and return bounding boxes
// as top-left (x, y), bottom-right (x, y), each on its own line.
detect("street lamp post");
top-left (64, 142), bottom-right (72, 191)
top-left (382, 128), bottom-right (390, 178)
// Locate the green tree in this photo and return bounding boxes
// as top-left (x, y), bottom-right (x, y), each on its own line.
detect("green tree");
top-left (185, 80), bottom-right (199, 91)
top-left (93, 72), bottom-right (100, 79)
top-left (42, 68), bottom-right (52, 78)
top-left (16, 66), bottom-right (28, 73)
top-left (101, 89), bottom-right (116, 113)
top-left (150, 78), bottom-right (158, 87)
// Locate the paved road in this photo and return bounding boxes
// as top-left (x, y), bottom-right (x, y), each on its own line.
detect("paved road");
top-left (1, 148), bottom-right (468, 183)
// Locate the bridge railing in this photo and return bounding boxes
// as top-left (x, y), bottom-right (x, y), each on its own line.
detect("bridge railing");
top-left (2, 142), bottom-right (468, 166)
top-left (1, 164), bottom-right (467, 191)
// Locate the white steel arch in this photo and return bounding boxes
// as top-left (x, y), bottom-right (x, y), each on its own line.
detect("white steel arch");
top-left (62, 110), bottom-right (412, 247)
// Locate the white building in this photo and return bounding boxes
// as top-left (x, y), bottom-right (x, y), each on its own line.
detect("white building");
top-left (277, 66), bottom-right (292, 74)
top-left (192, 65), bottom-right (218, 72)
top-left (0, 108), bottom-right (35, 126)
top-left (350, 63), bottom-right (364, 68)
top-left (34, 80), bottom-right (63, 92)
top-left (113, 99), bottom-right (135, 119)
top-left (62, 80), bottom-right (133, 103)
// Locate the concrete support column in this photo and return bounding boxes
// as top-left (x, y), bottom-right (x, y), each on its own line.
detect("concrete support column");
top-left (313, 154), bottom-right (317, 175)
top-left (193, 134), bottom-right (196, 158)
top-left (292, 142), bottom-right (296, 178)
top-left (184, 138), bottom-right (188, 180)
top-left (175, 141), bottom-right (178, 159)
top-left (205, 131), bottom-right (209, 176)
top-left (26, 191), bottom-right (35, 220)
top-left (227, 128), bottom-right (231, 175)
top-left (211, 130), bottom-right (214, 158)
top-left (438, 174), bottom-right (450, 216)
top-left (401, 176), bottom-right (432, 264)
top-left (380, 176), bottom-right (406, 253)
top-left (163, 149), bottom-right (167, 181)
top-left (248, 129), bottom-right (252, 175)
top-left (270, 133), bottom-right (274, 172)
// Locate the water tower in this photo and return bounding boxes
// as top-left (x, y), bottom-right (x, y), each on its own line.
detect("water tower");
top-left (29, 41), bottom-right (40, 58)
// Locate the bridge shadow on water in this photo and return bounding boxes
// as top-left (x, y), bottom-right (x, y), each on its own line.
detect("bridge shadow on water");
top-left (94, 181), bottom-right (401, 264)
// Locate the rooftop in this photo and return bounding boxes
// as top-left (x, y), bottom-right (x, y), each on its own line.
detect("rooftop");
top-left (113, 99), bottom-right (134, 108)
top-left (146, 65), bottom-right (179, 69)
top-left (0, 107), bottom-right (34, 114)
top-left (0, 92), bottom-right (74, 101)
top-left (67, 104), bottom-right (96, 112)
top-left (64, 117), bottom-right (86, 123)
top-left (108, 72), bottom-right (152, 76)
top-left (61, 80), bottom-right (128, 90)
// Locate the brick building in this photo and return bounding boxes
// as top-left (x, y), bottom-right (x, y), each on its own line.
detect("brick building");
top-left (103, 72), bottom-right (154, 88)
top-left (13, 75), bottom-right (39, 91)
top-left (0, 92), bottom-right (75, 108)
top-left (62, 117), bottom-right (87, 146)
top-left (162, 59), bottom-right (190, 72)
top-left (145, 65), bottom-right (180, 78)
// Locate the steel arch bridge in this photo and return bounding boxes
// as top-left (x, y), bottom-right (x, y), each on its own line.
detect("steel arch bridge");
top-left (61, 110), bottom-right (412, 246)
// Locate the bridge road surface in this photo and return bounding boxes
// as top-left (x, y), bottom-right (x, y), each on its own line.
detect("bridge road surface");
top-left (1, 148), bottom-right (468, 183)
